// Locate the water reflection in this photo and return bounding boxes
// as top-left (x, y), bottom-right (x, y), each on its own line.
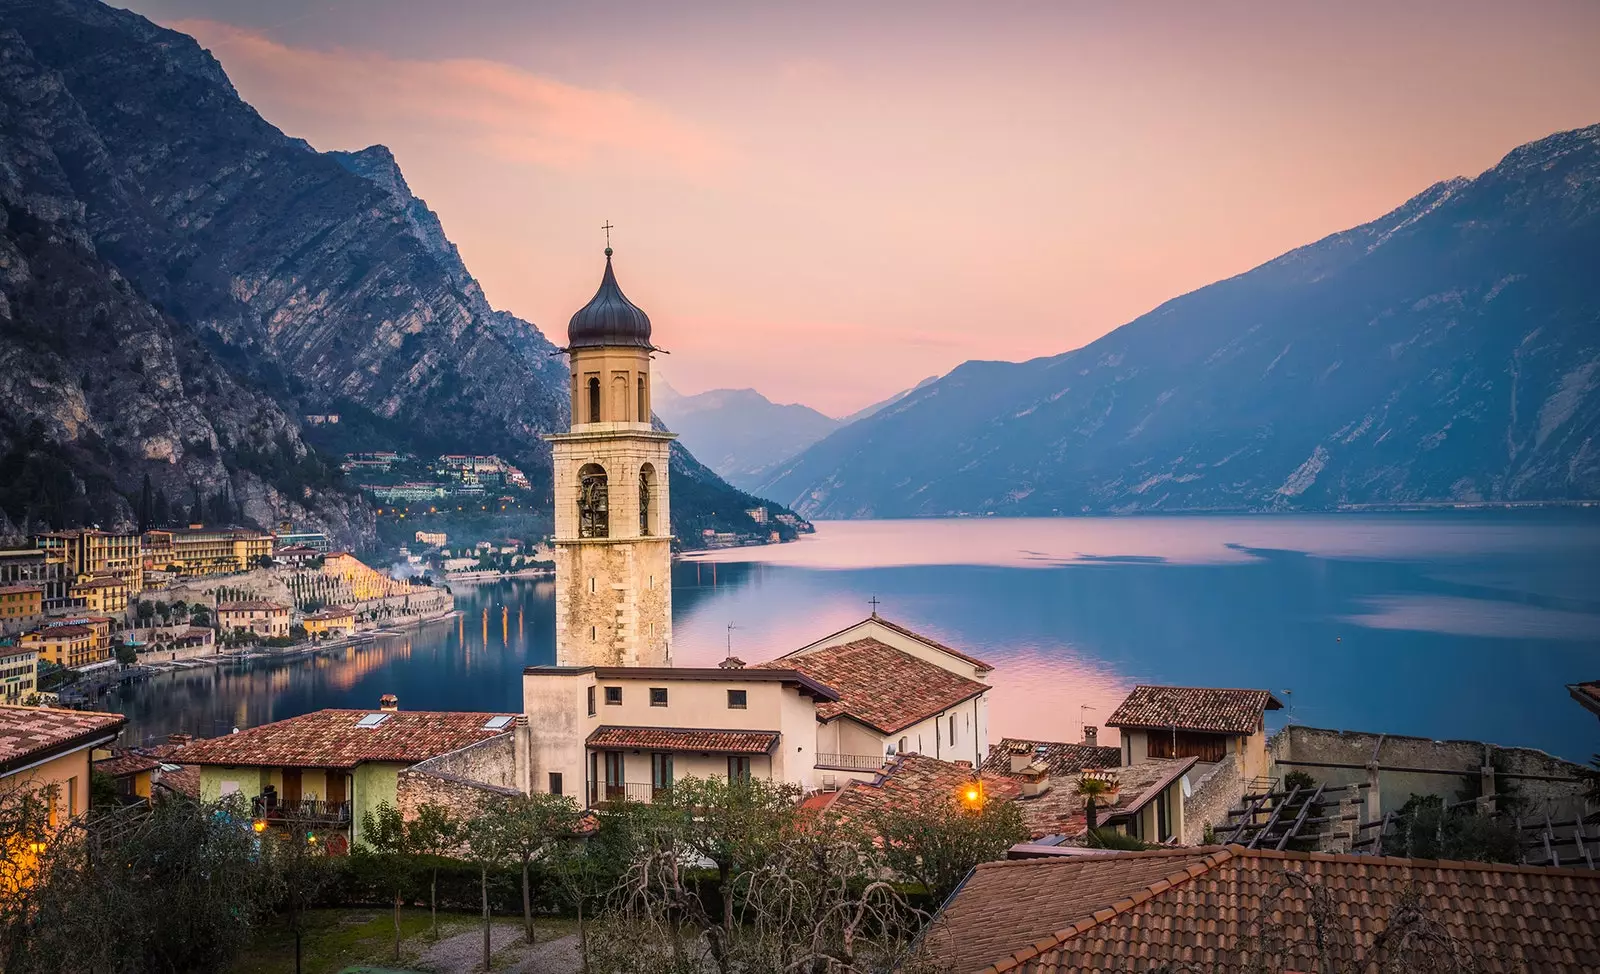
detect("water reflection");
top-left (109, 513), bottom-right (1600, 761)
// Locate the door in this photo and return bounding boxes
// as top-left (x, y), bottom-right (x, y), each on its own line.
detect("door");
top-left (282, 769), bottom-right (302, 808)
top-left (326, 771), bottom-right (346, 815)
top-left (651, 753), bottom-right (673, 800)
top-left (604, 751), bottom-right (625, 801)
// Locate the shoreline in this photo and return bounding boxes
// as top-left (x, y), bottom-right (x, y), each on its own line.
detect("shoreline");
top-left (131, 606), bottom-right (460, 673)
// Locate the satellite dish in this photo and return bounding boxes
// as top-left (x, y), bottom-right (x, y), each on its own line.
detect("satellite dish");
top-left (1180, 775), bottom-right (1192, 799)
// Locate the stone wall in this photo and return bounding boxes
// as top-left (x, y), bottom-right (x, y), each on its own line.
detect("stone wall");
top-left (1271, 725), bottom-right (1591, 821)
top-left (396, 733), bottom-right (520, 823)
top-left (1182, 753), bottom-right (1241, 845)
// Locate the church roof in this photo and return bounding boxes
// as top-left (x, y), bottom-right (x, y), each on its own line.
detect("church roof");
top-left (567, 250), bottom-right (653, 350)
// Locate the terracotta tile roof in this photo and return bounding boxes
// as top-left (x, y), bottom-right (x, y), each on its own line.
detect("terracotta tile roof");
top-left (27, 624), bottom-right (94, 639)
top-left (822, 754), bottom-right (1021, 822)
top-left (94, 750), bottom-right (162, 777)
top-left (0, 584), bottom-right (43, 595)
top-left (217, 600), bottom-right (290, 612)
top-left (1569, 680), bottom-right (1600, 718)
top-left (586, 726), bottom-right (780, 755)
top-left (923, 848), bottom-right (1218, 973)
top-left (139, 742), bottom-right (201, 798)
top-left (990, 757), bottom-right (1196, 841)
top-left (304, 606), bottom-right (356, 620)
top-left (171, 709), bottom-right (516, 769)
top-left (982, 739), bottom-right (1121, 777)
top-left (757, 638), bottom-right (988, 734)
top-left (0, 706), bottom-right (126, 773)
top-left (1106, 685), bottom-right (1282, 735)
top-left (930, 845), bottom-right (1600, 974)
top-left (868, 615), bottom-right (994, 673)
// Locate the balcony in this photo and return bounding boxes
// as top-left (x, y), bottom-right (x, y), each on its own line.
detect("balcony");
top-left (588, 781), bottom-right (666, 805)
top-left (252, 796), bottom-right (352, 826)
top-left (814, 752), bottom-right (886, 772)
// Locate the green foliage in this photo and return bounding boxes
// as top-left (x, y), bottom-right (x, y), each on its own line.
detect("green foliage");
top-left (115, 642), bottom-right (138, 666)
top-left (1381, 794), bottom-right (1520, 863)
top-left (1085, 827), bottom-right (1159, 851)
top-left (869, 785), bottom-right (1029, 903)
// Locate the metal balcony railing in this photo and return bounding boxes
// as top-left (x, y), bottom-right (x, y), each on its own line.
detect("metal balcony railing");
top-left (589, 781), bottom-right (664, 805)
top-left (253, 796), bottom-right (352, 824)
top-left (814, 752), bottom-right (885, 772)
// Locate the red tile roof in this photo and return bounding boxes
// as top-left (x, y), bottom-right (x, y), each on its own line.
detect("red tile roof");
top-left (94, 751), bottom-right (162, 778)
top-left (217, 600), bottom-right (290, 612)
top-left (0, 706), bottom-right (126, 774)
top-left (930, 845), bottom-right (1600, 974)
top-left (171, 709), bottom-right (516, 769)
top-left (820, 754), bottom-right (1021, 822)
top-left (982, 739), bottom-right (1122, 777)
top-left (867, 615), bottom-right (994, 673)
top-left (1106, 685), bottom-right (1283, 735)
top-left (758, 637), bottom-right (987, 735)
top-left (1569, 680), bottom-right (1600, 718)
top-left (586, 726), bottom-right (780, 755)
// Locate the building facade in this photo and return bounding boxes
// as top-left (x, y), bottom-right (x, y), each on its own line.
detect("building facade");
top-left (0, 648), bottom-right (38, 704)
top-left (0, 584), bottom-right (44, 635)
top-left (20, 624), bottom-right (105, 669)
top-left (143, 528), bottom-right (273, 577)
top-left (216, 601), bottom-right (291, 638)
top-left (0, 549), bottom-right (74, 613)
top-left (546, 248), bottom-right (674, 667)
top-left (36, 530), bottom-right (143, 594)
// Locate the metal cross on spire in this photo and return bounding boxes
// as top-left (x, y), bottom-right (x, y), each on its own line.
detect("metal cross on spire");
top-left (601, 220), bottom-right (614, 249)
top-left (868, 595), bottom-right (881, 617)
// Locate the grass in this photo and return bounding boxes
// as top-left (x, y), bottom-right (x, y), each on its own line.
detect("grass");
top-left (231, 907), bottom-right (576, 974)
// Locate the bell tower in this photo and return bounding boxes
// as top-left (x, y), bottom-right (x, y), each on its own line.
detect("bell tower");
top-left (546, 242), bottom-right (674, 667)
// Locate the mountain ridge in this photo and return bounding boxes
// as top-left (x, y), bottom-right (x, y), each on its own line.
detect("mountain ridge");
top-left (762, 123), bottom-right (1600, 517)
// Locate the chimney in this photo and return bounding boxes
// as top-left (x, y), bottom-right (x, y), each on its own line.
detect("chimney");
top-left (379, 693), bottom-right (399, 712)
top-left (718, 656), bottom-right (746, 669)
top-left (167, 733), bottom-right (193, 746)
top-left (1008, 740), bottom-right (1034, 774)
top-left (1082, 726), bottom-right (1098, 747)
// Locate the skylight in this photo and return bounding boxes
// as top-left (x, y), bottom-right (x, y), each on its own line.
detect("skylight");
top-left (483, 715), bottom-right (514, 730)
top-left (356, 713), bottom-right (391, 728)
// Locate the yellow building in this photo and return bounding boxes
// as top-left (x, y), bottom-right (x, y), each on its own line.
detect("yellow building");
top-left (0, 648), bottom-right (37, 704)
top-left (35, 530), bottom-right (142, 595)
top-left (322, 552), bottom-right (407, 601)
top-left (414, 531), bottom-right (448, 547)
top-left (0, 706), bottom-right (127, 889)
top-left (19, 625), bottom-right (104, 669)
top-left (71, 575), bottom-right (128, 615)
top-left (142, 528), bottom-right (272, 577)
top-left (301, 606), bottom-right (356, 639)
top-left (216, 601), bottom-right (291, 638)
top-left (0, 584), bottom-right (44, 634)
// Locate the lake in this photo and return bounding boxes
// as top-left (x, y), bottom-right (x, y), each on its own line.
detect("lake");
top-left (106, 512), bottom-right (1600, 762)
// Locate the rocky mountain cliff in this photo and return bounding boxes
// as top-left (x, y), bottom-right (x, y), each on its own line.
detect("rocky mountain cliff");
top-left (763, 124), bottom-right (1600, 517)
top-left (0, 0), bottom-right (796, 547)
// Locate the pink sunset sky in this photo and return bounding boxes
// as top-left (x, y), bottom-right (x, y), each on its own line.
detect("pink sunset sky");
top-left (122, 0), bottom-right (1600, 416)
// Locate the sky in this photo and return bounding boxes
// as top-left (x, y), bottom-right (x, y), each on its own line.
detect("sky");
top-left (120, 0), bottom-right (1600, 416)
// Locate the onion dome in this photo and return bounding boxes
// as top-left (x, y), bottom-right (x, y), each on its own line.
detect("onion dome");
top-left (566, 248), bottom-right (653, 349)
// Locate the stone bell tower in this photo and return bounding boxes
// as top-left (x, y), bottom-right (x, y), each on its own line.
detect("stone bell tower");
top-left (545, 243), bottom-right (674, 667)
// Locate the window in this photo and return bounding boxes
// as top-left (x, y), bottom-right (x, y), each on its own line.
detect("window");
top-left (67, 776), bottom-right (78, 816)
top-left (577, 463), bottom-right (609, 538)
top-left (549, 772), bottom-right (563, 796)
top-left (484, 715), bottom-right (514, 730)
top-left (649, 687), bottom-right (668, 707)
top-left (587, 685), bottom-right (596, 716)
top-left (728, 756), bottom-right (751, 781)
top-left (727, 689), bottom-right (747, 710)
top-left (589, 577), bottom-right (596, 593)
top-left (604, 686), bottom-right (622, 705)
top-left (587, 376), bottom-right (601, 422)
top-left (637, 376), bottom-right (648, 422)
top-left (639, 463), bottom-right (656, 536)
top-left (898, 737), bottom-right (907, 754)
top-left (651, 753), bottom-right (673, 796)
top-left (590, 625), bottom-right (597, 641)
top-left (949, 715), bottom-right (957, 746)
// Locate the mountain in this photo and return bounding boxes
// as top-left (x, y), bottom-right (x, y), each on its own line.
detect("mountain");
top-left (762, 125), bottom-right (1600, 518)
top-left (0, 0), bottom-right (801, 547)
top-left (653, 379), bottom-right (841, 490)
top-left (837, 375), bottom-right (939, 427)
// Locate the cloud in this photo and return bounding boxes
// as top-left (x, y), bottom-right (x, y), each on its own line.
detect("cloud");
top-left (174, 20), bottom-right (727, 173)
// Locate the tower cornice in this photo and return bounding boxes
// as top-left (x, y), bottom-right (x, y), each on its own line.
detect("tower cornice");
top-left (544, 428), bottom-right (678, 444)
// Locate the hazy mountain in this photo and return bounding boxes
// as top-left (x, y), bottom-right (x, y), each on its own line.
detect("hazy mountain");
top-left (653, 379), bottom-right (840, 490)
top-left (762, 124), bottom-right (1600, 518)
top-left (0, 0), bottom-right (801, 546)
top-left (838, 375), bottom-right (939, 427)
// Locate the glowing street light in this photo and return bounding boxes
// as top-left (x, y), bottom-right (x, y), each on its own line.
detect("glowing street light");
top-left (252, 819), bottom-right (268, 833)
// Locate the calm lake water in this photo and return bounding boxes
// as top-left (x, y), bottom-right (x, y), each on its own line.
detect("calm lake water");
top-left (107, 513), bottom-right (1600, 762)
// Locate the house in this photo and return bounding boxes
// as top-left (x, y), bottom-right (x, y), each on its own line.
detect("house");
top-left (216, 600), bottom-right (291, 638)
top-left (71, 574), bottom-right (128, 614)
top-left (0, 706), bottom-right (126, 835)
top-left (171, 699), bottom-right (521, 849)
top-left (93, 734), bottom-right (200, 803)
top-left (301, 606), bottom-right (356, 639)
top-left (1107, 685), bottom-right (1282, 781)
top-left (19, 624), bottom-right (105, 669)
top-left (520, 615), bottom-right (995, 806)
top-left (0, 583), bottom-right (44, 635)
top-left (1, 646), bottom-right (38, 704)
top-left (271, 545), bottom-right (322, 568)
top-left (920, 845), bottom-right (1600, 973)
top-left (980, 736), bottom-right (1121, 778)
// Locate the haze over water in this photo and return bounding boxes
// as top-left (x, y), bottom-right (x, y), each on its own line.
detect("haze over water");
top-left (111, 513), bottom-right (1600, 762)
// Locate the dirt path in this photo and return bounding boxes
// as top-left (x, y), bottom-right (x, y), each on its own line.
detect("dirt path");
top-left (411, 923), bottom-right (580, 974)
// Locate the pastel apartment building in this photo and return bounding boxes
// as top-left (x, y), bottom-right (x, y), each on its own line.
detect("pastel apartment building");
top-left (0, 647), bottom-right (38, 704)
top-left (0, 583), bottom-right (44, 635)
top-left (0, 707), bottom-right (126, 865)
top-left (216, 600), bottom-right (291, 638)
top-left (36, 529), bottom-right (143, 595)
top-left (19, 623), bottom-right (105, 669)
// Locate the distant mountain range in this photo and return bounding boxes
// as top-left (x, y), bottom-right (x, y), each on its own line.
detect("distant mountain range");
top-left (0, 0), bottom-right (800, 547)
top-left (761, 124), bottom-right (1600, 518)
top-left (654, 375), bottom-right (938, 490)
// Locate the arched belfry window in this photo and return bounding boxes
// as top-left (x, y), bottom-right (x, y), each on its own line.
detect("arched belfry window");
top-left (587, 377), bottom-right (601, 423)
top-left (578, 463), bottom-right (609, 538)
top-left (639, 463), bottom-right (656, 536)
top-left (637, 377), bottom-right (647, 423)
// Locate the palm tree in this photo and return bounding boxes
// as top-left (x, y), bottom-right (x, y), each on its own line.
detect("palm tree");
top-left (1075, 774), bottom-right (1115, 832)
